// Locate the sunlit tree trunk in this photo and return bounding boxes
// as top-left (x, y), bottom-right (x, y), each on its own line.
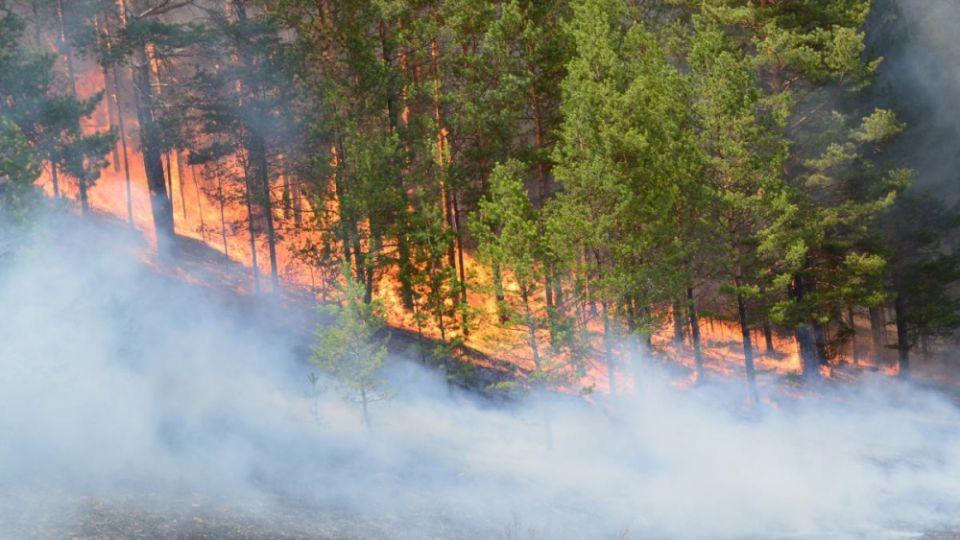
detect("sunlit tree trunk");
top-left (132, 49), bottom-right (174, 249)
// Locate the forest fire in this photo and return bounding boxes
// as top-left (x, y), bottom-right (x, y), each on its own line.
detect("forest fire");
top-left (3, 0), bottom-right (960, 538)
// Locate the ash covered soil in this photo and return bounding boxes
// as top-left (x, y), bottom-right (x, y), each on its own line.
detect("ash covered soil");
top-left (1, 490), bottom-right (447, 539)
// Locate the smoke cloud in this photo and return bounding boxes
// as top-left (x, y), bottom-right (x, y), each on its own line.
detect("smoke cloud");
top-left (1, 213), bottom-right (959, 539)
top-left (870, 0), bottom-right (960, 200)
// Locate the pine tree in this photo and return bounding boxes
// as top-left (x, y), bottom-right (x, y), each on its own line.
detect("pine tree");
top-left (95, 0), bottom-right (197, 253)
top-left (473, 160), bottom-right (547, 373)
top-left (688, 20), bottom-right (787, 400)
top-left (551, 0), bottom-right (697, 393)
top-left (0, 6), bottom-right (112, 222)
top-left (312, 266), bottom-right (390, 430)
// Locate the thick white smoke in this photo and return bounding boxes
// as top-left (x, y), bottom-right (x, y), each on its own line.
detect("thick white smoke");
top-left (1, 214), bottom-right (959, 539)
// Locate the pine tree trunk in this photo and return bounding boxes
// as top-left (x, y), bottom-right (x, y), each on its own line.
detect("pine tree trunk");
top-left (735, 280), bottom-right (758, 403)
top-left (216, 169), bottom-right (229, 261)
top-left (869, 306), bottom-right (886, 362)
top-left (602, 300), bottom-right (616, 396)
top-left (164, 153), bottom-right (173, 207)
top-left (848, 305), bottom-right (859, 365)
top-left (112, 63), bottom-right (134, 226)
top-left (522, 288), bottom-right (541, 373)
top-left (894, 293), bottom-right (910, 379)
top-left (791, 274), bottom-right (820, 381)
top-left (56, 0), bottom-right (84, 213)
top-left (191, 165), bottom-right (206, 243)
top-left (78, 173), bottom-right (90, 216)
top-left (379, 20), bottom-right (414, 310)
top-left (248, 130), bottom-right (280, 295)
top-left (50, 164), bottom-right (61, 201)
top-left (813, 319), bottom-right (828, 366)
top-left (176, 152), bottom-right (187, 221)
top-left (132, 45), bottom-right (175, 251)
top-left (430, 38), bottom-right (457, 276)
top-left (672, 300), bottom-right (685, 348)
top-left (687, 287), bottom-right (704, 382)
top-left (452, 191), bottom-right (468, 334)
top-left (552, 271), bottom-right (564, 312)
top-left (763, 320), bottom-right (774, 354)
top-left (360, 385), bottom-right (371, 430)
top-left (242, 167), bottom-right (260, 295)
top-left (99, 57), bottom-right (121, 171)
top-left (493, 261), bottom-right (507, 323)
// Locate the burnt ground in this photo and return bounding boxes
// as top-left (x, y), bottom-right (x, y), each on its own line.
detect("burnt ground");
top-left (1, 490), bottom-right (411, 540)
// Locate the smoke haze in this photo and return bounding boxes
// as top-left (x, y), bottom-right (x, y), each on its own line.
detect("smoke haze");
top-left (871, 0), bottom-right (960, 200)
top-left (0, 214), bottom-right (957, 539)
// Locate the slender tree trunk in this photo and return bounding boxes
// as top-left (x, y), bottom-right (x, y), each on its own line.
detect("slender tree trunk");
top-left (894, 293), bottom-right (910, 379)
top-left (672, 300), bottom-right (685, 348)
top-left (379, 20), bottom-right (414, 311)
top-left (735, 279), bottom-right (758, 403)
top-left (687, 287), bottom-right (704, 382)
top-left (176, 152), bottom-right (187, 221)
top-left (57, 0), bottom-right (86, 212)
top-left (50, 164), bottom-right (61, 201)
top-left (763, 320), bottom-right (774, 354)
top-left (292, 177), bottom-right (302, 228)
top-left (248, 130), bottom-right (280, 295)
top-left (544, 268), bottom-right (554, 309)
top-left (98, 45), bottom-right (121, 170)
top-left (163, 152), bottom-right (172, 205)
top-left (813, 319), bottom-right (828, 366)
top-left (791, 274), bottom-right (820, 381)
top-left (602, 300), bottom-right (616, 396)
top-left (626, 299), bottom-right (643, 390)
top-left (216, 168), bottom-right (229, 261)
top-left (77, 173), bottom-right (90, 215)
top-left (363, 231), bottom-right (379, 304)
top-left (869, 306), bottom-right (886, 363)
top-left (429, 38), bottom-right (456, 272)
top-left (413, 299), bottom-right (427, 363)
top-left (241, 159), bottom-right (261, 295)
top-left (493, 261), bottom-right (508, 323)
top-left (522, 288), bottom-right (541, 372)
top-left (848, 305), bottom-right (859, 365)
top-left (552, 268), bottom-right (564, 311)
top-left (452, 191), bottom-right (469, 335)
top-left (191, 165), bottom-right (206, 243)
top-left (113, 63), bottom-right (134, 226)
top-left (360, 385), bottom-right (371, 430)
top-left (530, 84), bottom-right (550, 207)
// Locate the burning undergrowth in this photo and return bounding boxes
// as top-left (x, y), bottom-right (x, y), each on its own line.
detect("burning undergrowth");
top-left (1, 214), bottom-right (959, 539)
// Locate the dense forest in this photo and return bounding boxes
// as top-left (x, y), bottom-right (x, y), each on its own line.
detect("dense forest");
top-left (2, 0), bottom-right (959, 399)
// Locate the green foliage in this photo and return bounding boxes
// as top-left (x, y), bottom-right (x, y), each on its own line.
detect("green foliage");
top-left (0, 7), bottom-right (113, 220)
top-left (312, 267), bottom-right (390, 427)
top-left (0, 116), bottom-right (41, 224)
top-left (9, 0), bottom-right (957, 381)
